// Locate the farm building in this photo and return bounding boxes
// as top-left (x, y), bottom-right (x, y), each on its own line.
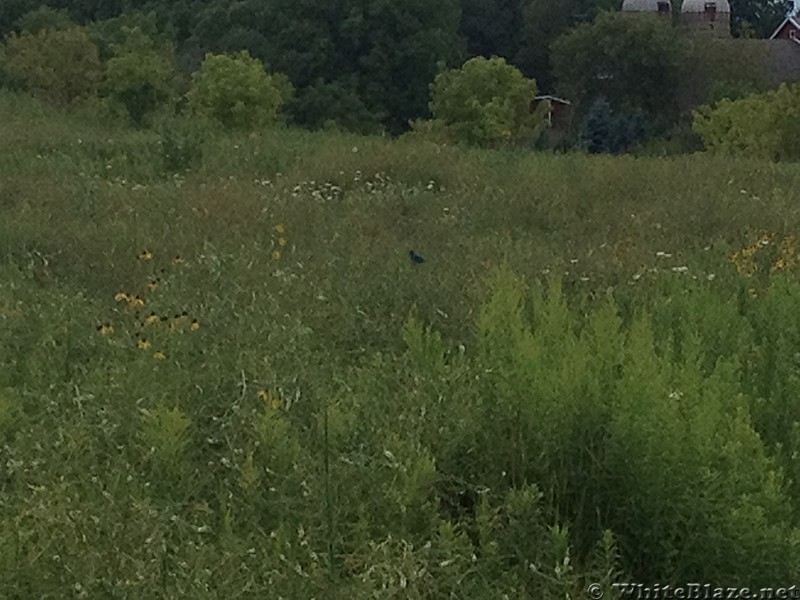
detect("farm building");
top-left (620, 0), bottom-right (800, 85)
top-left (770, 15), bottom-right (800, 41)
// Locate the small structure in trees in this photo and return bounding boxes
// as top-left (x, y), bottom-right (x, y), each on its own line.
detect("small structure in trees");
top-left (770, 15), bottom-right (800, 42)
top-left (533, 95), bottom-right (572, 129)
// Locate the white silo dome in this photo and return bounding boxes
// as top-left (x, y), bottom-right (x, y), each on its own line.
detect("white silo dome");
top-left (681, 0), bottom-right (730, 12)
top-left (622, 0), bottom-right (672, 10)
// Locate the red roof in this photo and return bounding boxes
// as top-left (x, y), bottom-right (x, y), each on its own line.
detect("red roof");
top-left (769, 15), bottom-right (800, 39)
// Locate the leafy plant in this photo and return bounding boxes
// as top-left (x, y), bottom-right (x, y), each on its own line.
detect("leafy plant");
top-left (13, 6), bottom-right (74, 34)
top-left (0, 26), bottom-right (102, 106)
top-left (429, 56), bottom-right (546, 147)
top-left (693, 83), bottom-right (800, 161)
top-left (579, 97), bottom-right (649, 154)
top-left (103, 25), bottom-right (178, 126)
top-left (186, 51), bottom-right (289, 130)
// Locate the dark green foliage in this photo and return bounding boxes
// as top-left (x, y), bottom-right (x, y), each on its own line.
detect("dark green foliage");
top-left (459, 0), bottom-right (523, 59)
top-left (552, 11), bottom-right (687, 119)
top-left (103, 26), bottom-right (178, 126)
top-left (13, 6), bottom-right (74, 33)
top-left (0, 0), bottom-right (44, 38)
top-left (289, 78), bottom-right (383, 134)
top-left (0, 26), bottom-right (102, 106)
top-left (87, 10), bottom-right (175, 61)
top-left (188, 0), bottom-right (463, 133)
top-left (579, 97), bottom-right (649, 154)
top-left (514, 0), bottom-right (618, 92)
top-left (730, 0), bottom-right (793, 38)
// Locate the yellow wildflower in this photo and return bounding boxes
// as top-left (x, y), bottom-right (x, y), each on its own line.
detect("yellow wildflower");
top-left (114, 291), bottom-right (129, 302)
top-left (97, 323), bottom-right (114, 335)
top-left (144, 312), bottom-right (160, 326)
top-left (147, 279), bottom-right (160, 291)
top-left (258, 390), bottom-right (283, 409)
top-left (153, 351), bottom-right (166, 360)
top-left (172, 256), bottom-right (185, 266)
top-left (137, 338), bottom-right (151, 350)
top-left (128, 295), bottom-right (146, 309)
top-left (190, 319), bottom-right (201, 331)
top-left (272, 250), bottom-right (281, 261)
top-left (747, 288), bottom-right (759, 298)
top-left (138, 249), bottom-right (153, 261)
top-left (277, 237), bottom-right (287, 247)
top-left (275, 224), bottom-right (285, 234)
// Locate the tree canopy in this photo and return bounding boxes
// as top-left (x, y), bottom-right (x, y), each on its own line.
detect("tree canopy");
top-left (552, 11), bottom-right (688, 119)
top-left (0, 0), bottom-right (797, 144)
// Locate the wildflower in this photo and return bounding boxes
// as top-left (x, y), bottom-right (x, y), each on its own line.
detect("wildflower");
top-left (144, 312), bottom-right (160, 326)
top-left (748, 288), bottom-right (758, 298)
top-left (272, 250), bottom-right (282, 261)
top-left (128, 296), bottom-right (145, 309)
top-left (138, 250), bottom-right (153, 261)
top-left (773, 257), bottom-right (788, 272)
top-left (277, 237), bottom-right (287, 247)
top-left (258, 390), bottom-right (283, 409)
top-left (172, 256), bottom-right (185, 266)
top-left (275, 224), bottom-right (285, 234)
top-left (147, 279), bottom-right (160, 291)
top-left (97, 323), bottom-right (114, 335)
top-left (137, 338), bottom-right (151, 350)
top-left (190, 319), bottom-right (200, 331)
top-left (153, 351), bottom-right (166, 360)
top-left (114, 292), bottom-right (129, 302)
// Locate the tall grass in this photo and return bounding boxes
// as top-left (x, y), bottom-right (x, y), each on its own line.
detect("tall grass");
top-left (3, 90), bottom-right (800, 597)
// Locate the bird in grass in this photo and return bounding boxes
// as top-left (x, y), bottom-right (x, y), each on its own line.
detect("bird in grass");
top-left (409, 250), bottom-right (425, 264)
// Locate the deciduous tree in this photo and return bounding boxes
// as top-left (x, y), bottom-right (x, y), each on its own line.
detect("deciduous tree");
top-left (428, 56), bottom-right (546, 147)
top-left (551, 11), bottom-right (687, 119)
top-left (0, 26), bottom-right (102, 106)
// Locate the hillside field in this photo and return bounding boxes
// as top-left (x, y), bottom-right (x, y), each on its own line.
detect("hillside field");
top-left (5, 91), bottom-right (800, 597)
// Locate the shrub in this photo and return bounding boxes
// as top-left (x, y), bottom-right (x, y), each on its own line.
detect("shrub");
top-left (693, 83), bottom-right (800, 161)
top-left (578, 97), bottom-right (649, 154)
top-left (103, 26), bottom-right (178, 126)
top-left (552, 12), bottom-right (687, 120)
top-left (187, 51), bottom-right (289, 130)
top-left (88, 10), bottom-right (174, 62)
top-left (288, 77), bottom-right (381, 133)
top-left (0, 26), bottom-right (102, 106)
top-left (429, 56), bottom-right (546, 148)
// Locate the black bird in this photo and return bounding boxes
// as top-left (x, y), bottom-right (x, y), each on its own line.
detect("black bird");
top-left (409, 250), bottom-right (425, 264)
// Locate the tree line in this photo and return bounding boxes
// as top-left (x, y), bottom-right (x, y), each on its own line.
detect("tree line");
top-left (0, 0), bottom-right (794, 153)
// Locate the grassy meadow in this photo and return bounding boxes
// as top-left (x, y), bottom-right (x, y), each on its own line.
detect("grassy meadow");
top-left (5, 90), bottom-right (800, 597)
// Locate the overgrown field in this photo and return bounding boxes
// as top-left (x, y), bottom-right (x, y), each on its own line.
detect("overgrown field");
top-left (5, 90), bottom-right (800, 598)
